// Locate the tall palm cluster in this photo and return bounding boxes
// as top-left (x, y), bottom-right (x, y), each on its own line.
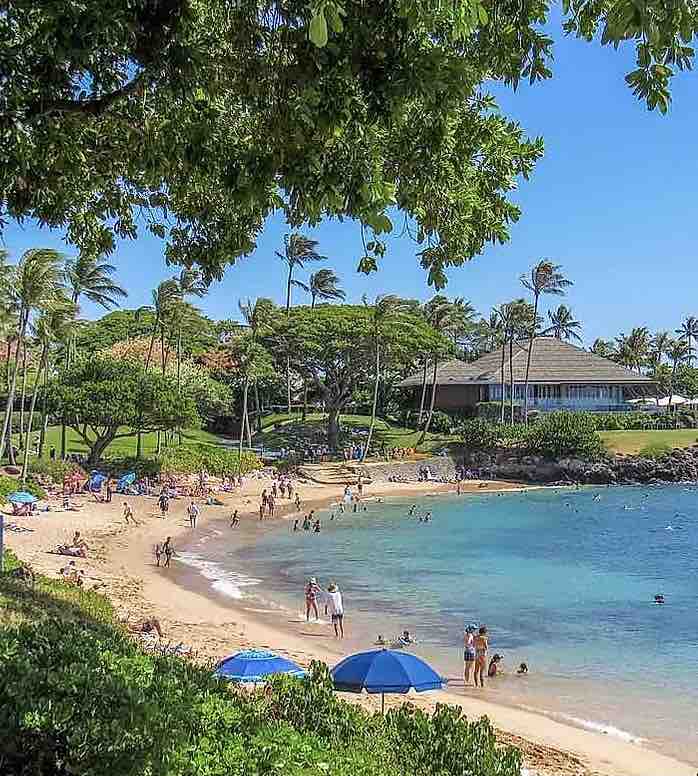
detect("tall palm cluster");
top-left (0, 249), bottom-right (127, 477)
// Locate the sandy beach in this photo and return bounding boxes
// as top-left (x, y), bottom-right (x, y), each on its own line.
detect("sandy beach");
top-left (4, 474), bottom-right (695, 776)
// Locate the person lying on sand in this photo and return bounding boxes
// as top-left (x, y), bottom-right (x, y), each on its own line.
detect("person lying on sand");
top-left (127, 617), bottom-right (163, 639)
top-left (52, 544), bottom-right (87, 558)
top-left (71, 531), bottom-right (89, 550)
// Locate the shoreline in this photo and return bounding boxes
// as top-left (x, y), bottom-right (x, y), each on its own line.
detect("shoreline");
top-left (5, 476), bottom-right (695, 776)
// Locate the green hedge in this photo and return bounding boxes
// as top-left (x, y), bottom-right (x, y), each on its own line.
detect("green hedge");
top-left (0, 552), bottom-right (522, 776)
top-left (157, 444), bottom-right (262, 476)
top-left (588, 411), bottom-right (683, 431)
top-left (27, 458), bottom-right (86, 485)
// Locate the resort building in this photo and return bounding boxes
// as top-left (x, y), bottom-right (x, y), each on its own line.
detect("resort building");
top-left (399, 337), bottom-right (653, 413)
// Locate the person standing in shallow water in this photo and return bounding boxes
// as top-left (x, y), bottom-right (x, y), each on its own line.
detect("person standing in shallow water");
top-left (473, 626), bottom-right (489, 688)
top-left (463, 625), bottom-right (476, 685)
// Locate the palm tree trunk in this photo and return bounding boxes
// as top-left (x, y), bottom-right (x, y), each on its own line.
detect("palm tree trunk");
top-left (418, 360), bottom-right (439, 443)
top-left (509, 336), bottom-right (515, 425)
top-left (18, 341), bottom-right (28, 447)
top-left (499, 340), bottom-right (506, 424)
top-left (522, 296), bottom-right (539, 424)
top-left (38, 354), bottom-right (50, 459)
top-left (286, 266), bottom-right (293, 415)
top-left (5, 340), bottom-right (11, 391)
top-left (0, 308), bottom-right (28, 462)
top-left (417, 358), bottom-right (428, 426)
top-left (254, 381), bottom-right (262, 433)
top-left (245, 399), bottom-right (252, 448)
top-left (362, 342), bottom-right (380, 462)
top-left (21, 344), bottom-right (48, 483)
top-left (239, 377), bottom-right (249, 458)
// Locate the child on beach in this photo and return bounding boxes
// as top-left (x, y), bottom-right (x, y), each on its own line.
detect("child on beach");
top-left (473, 626), bottom-right (489, 687)
top-left (123, 502), bottom-right (138, 525)
top-left (463, 625), bottom-right (476, 685)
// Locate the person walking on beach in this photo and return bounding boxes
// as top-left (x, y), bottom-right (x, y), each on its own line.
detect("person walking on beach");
top-left (287, 482), bottom-right (294, 500)
top-left (187, 501), bottom-right (199, 528)
top-left (162, 537), bottom-right (175, 568)
top-left (259, 501), bottom-right (265, 521)
top-left (357, 476), bottom-right (363, 496)
top-left (295, 493), bottom-right (301, 511)
top-left (304, 577), bottom-right (321, 621)
top-left (463, 625), bottom-right (476, 685)
top-left (325, 582), bottom-right (345, 638)
top-left (230, 509), bottom-right (240, 528)
top-left (122, 501), bottom-right (138, 526)
top-left (473, 625), bottom-right (489, 688)
top-left (105, 478), bottom-right (113, 503)
top-left (267, 494), bottom-right (275, 517)
top-left (158, 491), bottom-right (169, 519)
top-left (293, 518), bottom-right (299, 532)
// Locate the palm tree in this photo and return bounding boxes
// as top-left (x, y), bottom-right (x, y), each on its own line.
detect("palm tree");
top-left (173, 268), bottom-right (207, 382)
top-left (649, 331), bottom-right (671, 370)
top-left (447, 297), bottom-right (478, 352)
top-left (666, 339), bottom-right (689, 416)
top-left (302, 269), bottom-right (345, 309)
top-left (362, 295), bottom-right (408, 462)
top-left (676, 316), bottom-right (698, 364)
top-left (496, 300), bottom-right (535, 424)
top-left (545, 304), bottom-right (582, 341)
top-left (145, 278), bottom-right (181, 369)
top-left (0, 249), bottom-right (65, 463)
top-left (21, 301), bottom-right (75, 482)
top-left (276, 233), bottom-right (326, 413)
top-left (238, 298), bottom-right (274, 432)
top-left (65, 253), bottom-right (128, 309)
top-left (520, 260), bottom-right (572, 422)
top-left (615, 327), bottom-right (650, 373)
top-left (590, 338), bottom-right (615, 359)
top-left (418, 296), bottom-right (453, 442)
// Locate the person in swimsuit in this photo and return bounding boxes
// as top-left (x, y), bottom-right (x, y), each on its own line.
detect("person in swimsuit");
top-left (487, 654), bottom-right (503, 678)
top-left (463, 625), bottom-right (476, 685)
top-left (304, 577), bottom-right (321, 621)
top-left (473, 625), bottom-right (489, 687)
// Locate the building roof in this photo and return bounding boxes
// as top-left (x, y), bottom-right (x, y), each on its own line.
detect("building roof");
top-left (398, 337), bottom-right (653, 387)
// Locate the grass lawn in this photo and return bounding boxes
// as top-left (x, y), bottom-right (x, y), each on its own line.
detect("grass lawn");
top-left (22, 426), bottom-right (227, 460)
top-left (257, 412), bottom-right (454, 455)
top-left (599, 429), bottom-right (698, 455)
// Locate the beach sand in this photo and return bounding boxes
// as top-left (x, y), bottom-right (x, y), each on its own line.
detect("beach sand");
top-left (5, 475), bottom-right (694, 776)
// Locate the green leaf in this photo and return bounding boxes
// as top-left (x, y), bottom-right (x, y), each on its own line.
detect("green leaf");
top-left (357, 255), bottom-right (378, 274)
top-left (309, 12), bottom-right (328, 47)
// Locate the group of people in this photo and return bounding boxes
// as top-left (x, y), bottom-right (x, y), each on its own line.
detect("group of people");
top-left (342, 443), bottom-right (365, 461)
top-left (463, 625), bottom-right (528, 687)
top-left (303, 577), bottom-right (345, 638)
top-left (407, 504), bottom-right (432, 522)
top-left (293, 510), bottom-right (321, 532)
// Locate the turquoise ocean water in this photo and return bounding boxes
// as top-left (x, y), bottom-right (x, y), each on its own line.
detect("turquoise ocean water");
top-left (182, 485), bottom-right (698, 763)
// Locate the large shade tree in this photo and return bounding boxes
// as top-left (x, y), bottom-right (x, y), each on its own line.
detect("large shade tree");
top-left (3, 2), bottom-right (692, 287)
top-left (42, 356), bottom-right (198, 465)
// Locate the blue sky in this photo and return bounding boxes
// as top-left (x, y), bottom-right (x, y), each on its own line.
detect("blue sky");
top-left (4, 23), bottom-right (697, 345)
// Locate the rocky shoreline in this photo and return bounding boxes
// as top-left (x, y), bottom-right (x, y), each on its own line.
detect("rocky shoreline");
top-left (358, 446), bottom-right (698, 487)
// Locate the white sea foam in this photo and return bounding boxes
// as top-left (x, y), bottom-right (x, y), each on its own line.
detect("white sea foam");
top-left (178, 553), bottom-right (261, 600)
top-left (520, 705), bottom-right (645, 744)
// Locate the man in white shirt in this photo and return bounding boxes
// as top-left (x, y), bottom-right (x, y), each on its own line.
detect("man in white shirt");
top-left (325, 582), bottom-right (345, 639)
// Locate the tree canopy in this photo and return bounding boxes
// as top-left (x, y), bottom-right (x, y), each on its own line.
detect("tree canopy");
top-left (42, 356), bottom-right (198, 463)
top-left (3, 1), bottom-right (694, 287)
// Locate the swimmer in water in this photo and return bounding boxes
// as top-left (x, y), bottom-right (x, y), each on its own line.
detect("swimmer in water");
top-left (408, 504), bottom-right (417, 516)
top-left (517, 662), bottom-right (529, 675)
top-left (593, 494), bottom-right (601, 502)
top-left (654, 594), bottom-right (665, 604)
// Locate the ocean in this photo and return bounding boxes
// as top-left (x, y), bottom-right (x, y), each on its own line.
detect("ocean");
top-left (179, 485), bottom-right (698, 764)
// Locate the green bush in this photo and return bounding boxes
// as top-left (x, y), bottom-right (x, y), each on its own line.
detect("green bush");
top-left (427, 410), bottom-right (454, 434)
top-left (0, 475), bottom-right (46, 503)
top-left (0, 554), bottom-right (522, 776)
top-left (526, 412), bottom-right (604, 460)
top-left (474, 401), bottom-right (502, 421)
top-left (27, 458), bottom-right (86, 485)
top-left (638, 442), bottom-right (672, 459)
top-left (157, 444), bottom-right (262, 476)
top-left (588, 411), bottom-right (688, 431)
top-left (458, 418), bottom-right (499, 449)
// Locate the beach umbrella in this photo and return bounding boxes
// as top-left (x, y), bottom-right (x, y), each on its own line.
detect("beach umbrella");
top-left (7, 491), bottom-right (38, 504)
top-left (213, 649), bottom-right (306, 683)
top-left (331, 648), bottom-right (446, 713)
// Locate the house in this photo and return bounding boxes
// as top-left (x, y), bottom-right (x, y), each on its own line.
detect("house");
top-left (398, 337), bottom-right (653, 413)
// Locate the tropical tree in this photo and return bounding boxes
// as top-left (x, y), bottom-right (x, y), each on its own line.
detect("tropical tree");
top-left (419, 296), bottom-right (456, 442)
top-left (545, 305), bottom-right (582, 341)
top-left (520, 261), bottom-right (572, 422)
top-left (64, 253), bottom-right (128, 310)
top-left (666, 339), bottom-right (690, 415)
top-left (144, 279), bottom-right (181, 369)
top-left (0, 249), bottom-right (65, 463)
top-left (495, 300), bottom-right (535, 424)
top-left (590, 338), bottom-right (616, 359)
top-left (21, 301), bottom-right (76, 482)
top-left (649, 331), bottom-right (671, 370)
top-left (676, 316), bottom-right (698, 364)
top-left (237, 298), bottom-right (275, 431)
top-left (615, 327), bottom-right (650, 373)
top-left (172, 268), bottom-right (207, 381)
top-left (303, 269), bottom-right (346, 309)
top-left (276, 233), bottom-right (326, 414)
top-left (362, 295), bottom-right (409, 462)
top-left (447, 297), bottom-right (478, 352)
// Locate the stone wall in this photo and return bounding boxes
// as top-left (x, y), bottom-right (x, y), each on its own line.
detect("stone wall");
top-left (357, 456), bottom-right (456, 483)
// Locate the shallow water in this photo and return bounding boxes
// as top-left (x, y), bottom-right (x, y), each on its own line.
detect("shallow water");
top-left (182, 486), bottom-right (698, 763)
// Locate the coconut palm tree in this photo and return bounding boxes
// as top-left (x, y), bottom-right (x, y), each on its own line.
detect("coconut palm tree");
top-left (666, 338), bottom-right (690, 416)
top-left (676, 316), bottom-right (698, 365)
top-left (615, 327), bottom-right (650, 373)
top-left (590, 338), bottom-right (615, 359)
top-left (447, 297), bottom-right (478, 352)
top-left (0, 249), bottom-right (65, 463)
top-left (172, 268), bottom-right (207, 380)
top-left (418, 296), bottom-right (454, 442)
top-left (298, 269), bottom-right (346, 309)
top-left (520, 261), bottom-right (572, 422)
top-left (238, 297), bottom-right (274, 432)
top-left (145, 278), bottom-right (181, 369)
top-left (21, 300), bottom-right (76, 482)
top-left (362, 295), bottom-right (408, 462)
top-left (649, 331), bottom-right (671, 370)
top-left (64, 253), bottom-right (128, 310)
top-left (545, 304), bottom-right (582, 341)
top-left (276, 233), bottom-right (326, 413)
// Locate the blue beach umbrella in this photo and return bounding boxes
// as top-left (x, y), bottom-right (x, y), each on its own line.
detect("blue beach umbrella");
top-left (7, 491), bottom-right (38, 504)
top-left (331, 648), bottom-right (446, 713)
top-left (214, 649), bottom-right (306, 683)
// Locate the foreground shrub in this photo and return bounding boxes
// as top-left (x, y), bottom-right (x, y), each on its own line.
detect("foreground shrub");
top-left (0, 554), bottom-right (522, 776)
top-left (157, 444), bottom-right (262, 476)
top-left (27, 458), bottom-right (86, 485)
top-left (458, 418), bottom-right (500, 450)
top-left (526, 412), bottom-right (604, 460)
